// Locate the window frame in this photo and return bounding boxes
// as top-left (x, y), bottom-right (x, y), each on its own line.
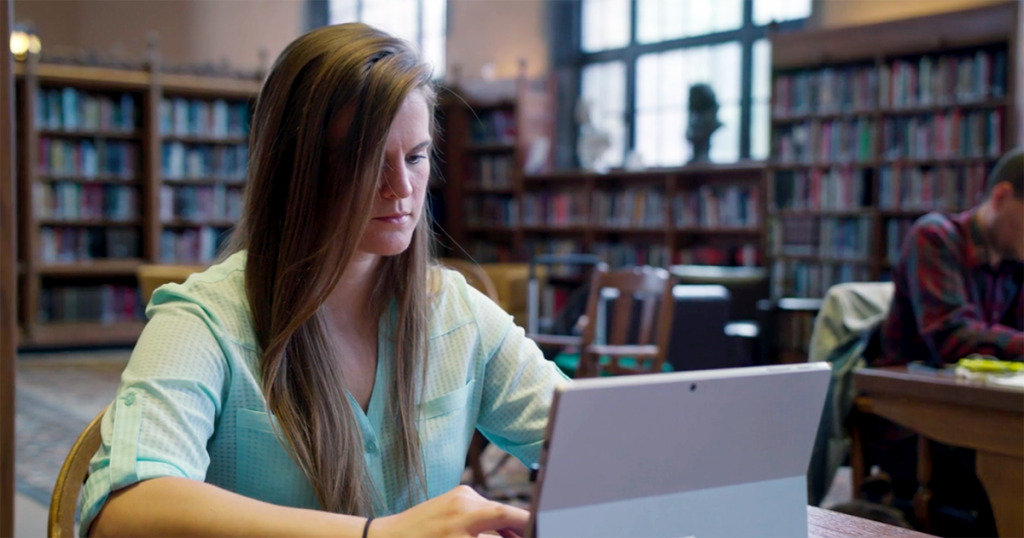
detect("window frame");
top-left (310, 0), bottom-right (446, 78)
top-left (554, 0), bottom-right (807, 167)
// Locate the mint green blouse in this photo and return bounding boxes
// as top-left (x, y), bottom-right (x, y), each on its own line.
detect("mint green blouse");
top-left (79, 251), bottom-right (569, 535)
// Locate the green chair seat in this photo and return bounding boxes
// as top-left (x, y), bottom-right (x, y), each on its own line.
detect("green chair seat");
top-left (553, 352), bottom-right (674, 378)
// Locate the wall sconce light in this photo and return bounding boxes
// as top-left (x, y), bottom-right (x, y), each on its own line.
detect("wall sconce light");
top-left (10, 23), bottom-right (41, 61)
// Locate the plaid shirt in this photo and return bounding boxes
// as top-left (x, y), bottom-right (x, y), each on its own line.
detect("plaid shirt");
top-left (880, 209), bottom-right (1024, 365)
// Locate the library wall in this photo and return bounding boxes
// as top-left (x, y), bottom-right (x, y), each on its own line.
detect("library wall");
top-left (447, 0), bottom-right (548, 80)
top-left (14, 0), bottom-right (302, 71)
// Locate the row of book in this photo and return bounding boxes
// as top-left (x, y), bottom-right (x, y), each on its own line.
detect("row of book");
top-left (772, 48), bottom-right (1008, 117)
top-left (38, 138), bottom-right (139, 179)
top-left (468, 154), bottom-right (515, 189)
top-left (592, 242), bottom-right (670, 269)
top-left (883, 49), bottom-right (1008, 109)
top-left (37, 285), bottom-right (143, 324)
top-left (522, 191), bottom-right (588, 227)
top-left (772, 216), bottom-right (872, 260)
top-left (162, 142), bottom-right (249, 181)
top-left (775, 119), bottom-right (874, 165)
top-left (160, 185), bottom-right (244, 223)
top-left (592, 189), bottom-right (666, 229)
top-left (878, 164), bottom-right (988, 210)
top-left (773, 65), bottom-right (878, 117)
top-left (34, 88), bottom-right (137, 132)
top-left (771, 260), bottom-right (871, 298)
top-left (160, 227), bottom-right (231, 264)
top-left (674, 185), bottom-right (760, 229)
top-left (472, 109), bottom-right (517, 145)
top-left (773, 169), bottom-right (872, 211)
top-left (40, 227), bottom-right (140, 263)
top-left (675, 245), bottom-right (761, 267)
top-left (465, 241), bottom-right (516, 264)
top-left (881, 109), bottom-right (1004, 161)
top-left (159, 97), bottom-right (251, 138)
top-left (464, 197), bottom-right (518, 228)
top-left (34, 183), bottom-right (138, 222)
top-left (886, 219), bottom-right (914, 265)
top-left (526, 240), bottom-right (586, 277)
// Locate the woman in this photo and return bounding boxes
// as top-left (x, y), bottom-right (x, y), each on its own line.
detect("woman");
top-left (83, 23), bottom-right (568, 538)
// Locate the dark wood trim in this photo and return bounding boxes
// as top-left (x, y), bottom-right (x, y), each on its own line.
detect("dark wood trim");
top-left (855, 367), bottom-right (1024, 414)
top-left (1, 0), bottom-right (18, 535)
top-left (772, 1), bottom-right (1018, 69)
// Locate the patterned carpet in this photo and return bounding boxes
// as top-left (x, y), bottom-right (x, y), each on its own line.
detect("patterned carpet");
top-left (15, 350), bottom-right (131, 505)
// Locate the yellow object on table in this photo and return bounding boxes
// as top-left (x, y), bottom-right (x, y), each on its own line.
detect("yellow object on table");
top-left (957, 357), bottom-right (1024, 374)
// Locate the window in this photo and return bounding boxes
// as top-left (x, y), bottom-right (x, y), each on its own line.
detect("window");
top-left (566, 0), bottom-right (810, 167)
top-left (328, 0), bottom-right (447, 79)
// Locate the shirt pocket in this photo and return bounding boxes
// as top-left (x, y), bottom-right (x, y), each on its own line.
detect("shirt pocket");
top-left (234, 408), bottom-right (319, 508)
top-left (419, 379), bottom-right (476, 498)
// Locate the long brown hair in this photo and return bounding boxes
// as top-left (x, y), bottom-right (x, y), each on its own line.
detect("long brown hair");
top-left (230, 23), bottom-right (435, 516)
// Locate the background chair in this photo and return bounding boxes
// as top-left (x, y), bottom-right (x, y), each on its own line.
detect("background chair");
top-left (49, 408), bottom-right (106, 538)
top-left (137, 264), bottom-right (207, 304)
top-left (531, 265), bottom-right (676, 378)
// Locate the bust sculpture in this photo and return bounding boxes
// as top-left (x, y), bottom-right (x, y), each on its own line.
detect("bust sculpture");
top-left (686, 83), bottom-right (722, 164)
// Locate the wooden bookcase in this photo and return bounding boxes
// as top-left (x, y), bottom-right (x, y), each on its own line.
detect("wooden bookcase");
top-left (767, 2), bottom-right (1019, 299)
top-left (13, 56), bottom-right (259, 348)
top-left (439, 67), bottom-right (555, 262)
top-left (441, 71), bottom-right (766, 270)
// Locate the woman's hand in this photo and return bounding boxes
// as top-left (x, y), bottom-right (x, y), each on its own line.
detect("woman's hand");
top-left (371, 485), bottom-right (528, 538)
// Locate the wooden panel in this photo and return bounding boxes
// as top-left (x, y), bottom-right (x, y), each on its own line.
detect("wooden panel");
top-left (37, 259), bottom-right (142, 276)
top-left (976, 451), bottom-right (1024, 538)
top-left (23, 321), bottom-right (145, 348)
top-left (160, 73), bottom-right (262, 98)
top-left (1, 0), bottom-right (16, 535)
top-left (773, 2), bottom-right (1018, 69)
top-left (855, 367), bottom-right (1024, 414)
top-left (869, 396), bottom-right (1023, 457)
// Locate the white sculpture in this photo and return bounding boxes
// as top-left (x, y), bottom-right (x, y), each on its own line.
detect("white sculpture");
top-left (575, 99), bottom-right (612, 173)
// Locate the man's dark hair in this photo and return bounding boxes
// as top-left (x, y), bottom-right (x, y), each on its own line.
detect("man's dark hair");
top-left (987, 147), bottom-right (1024, 198)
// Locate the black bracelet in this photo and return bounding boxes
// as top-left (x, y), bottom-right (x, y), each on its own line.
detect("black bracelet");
top-left (362, 517), bottom-right (374, 538)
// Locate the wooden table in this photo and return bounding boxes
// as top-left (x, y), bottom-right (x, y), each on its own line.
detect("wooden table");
top-left (808, 506), bottom-right (933, 537)
top-left (854, 367), bottom-right (1024, 538)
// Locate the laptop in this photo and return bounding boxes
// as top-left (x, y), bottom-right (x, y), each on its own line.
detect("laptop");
top-left (527, 362), bottom-right (831, 538)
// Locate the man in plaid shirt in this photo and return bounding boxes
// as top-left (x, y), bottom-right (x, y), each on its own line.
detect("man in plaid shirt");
top-left (865, 149), bottom-right (1022, 535)
top-left (881, 148), bottom-right (1024, 365)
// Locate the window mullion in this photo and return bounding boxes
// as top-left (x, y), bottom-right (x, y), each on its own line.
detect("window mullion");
top-left (739, 0), bottom-right (755, 159)
top-left (625, 0), bottom-right (639, 152)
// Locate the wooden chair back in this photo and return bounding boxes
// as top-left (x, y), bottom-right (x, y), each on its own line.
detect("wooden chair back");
top-left (49, 407), bottom-right (106, 538)
top-left (440, 258), bottom-right (500, 302)
top-left (578, 265), bottom-right (676, 377)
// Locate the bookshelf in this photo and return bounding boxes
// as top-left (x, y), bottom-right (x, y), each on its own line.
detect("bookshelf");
top-left (440, 66), bottom-right (766, 272)
top-left (14, 55), bottom-right (259, 348)
top-left (767, 2), bottom-right (1019, 300)
top-left (440, 65), bottom-right (556, 263)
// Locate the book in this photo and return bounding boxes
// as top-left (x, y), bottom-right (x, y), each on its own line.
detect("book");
top-left (675, 185), bottom-right (760, 228)
top-left (34, 182), bottom-right (138, 222)
top-left (593, 188), bottom-right (666, 228)
top-left (159, 226), bottom-right (231, 263)
top-left (36, 88), bottom-right (137, 132)
top-left (592, 242), bottom-right (669, 268)
top-left (464, 195), bottom-right (518, 228)
top-left (160, 97), bottom-right (250, 138)
top-left (160, 184), bottom-right (244, 223)
top-left (162, 142), bottom-right (248, 181)
top-left (522, 190), bottom-right (588, 227)
top-left (40, 226), bottom-right (140, 263)
top-left (38, 138), bottom-right (138, 179)
top-left (37, 284), bottom-right (142, 324)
